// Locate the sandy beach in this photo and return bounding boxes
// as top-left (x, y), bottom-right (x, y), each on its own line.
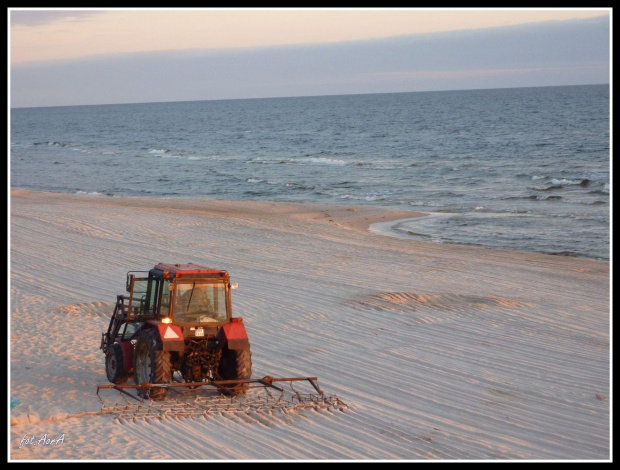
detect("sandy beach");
top-left (9, 190), bottom-right (610, 460)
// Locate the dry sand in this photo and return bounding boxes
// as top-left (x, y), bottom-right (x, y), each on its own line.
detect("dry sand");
top-left (9, 190), bottom-right (610, 460)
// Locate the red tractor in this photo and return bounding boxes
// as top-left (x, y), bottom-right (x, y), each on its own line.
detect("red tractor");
top-left (100, 263), bottom-right (251, 400)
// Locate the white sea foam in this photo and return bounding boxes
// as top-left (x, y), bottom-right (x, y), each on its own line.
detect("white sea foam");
top-left (408, 200), bottom-right (443, 207)
top-left (246, 178), bottom-right (281, 186)
top-left (340, 194), bottom-right (386, 201)
top-left (305, 157), bottom-right (350, 165)
top-left (75, 190), bottom-right (104, 196)
top-left (250, 156), bottom-right (354, 166)
top-left (550, 178), bottom-right (584, 186)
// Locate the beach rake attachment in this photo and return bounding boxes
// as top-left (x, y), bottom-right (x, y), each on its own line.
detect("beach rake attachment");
top-left (96, 376), bottom-right (348, 420)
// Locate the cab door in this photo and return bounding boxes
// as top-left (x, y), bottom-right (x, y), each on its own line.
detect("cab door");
top-left (128, 276), bottom-right (150, 317)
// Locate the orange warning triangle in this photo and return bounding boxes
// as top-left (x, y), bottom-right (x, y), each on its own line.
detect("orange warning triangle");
top-left (163, 326), bottom-right (180, 339)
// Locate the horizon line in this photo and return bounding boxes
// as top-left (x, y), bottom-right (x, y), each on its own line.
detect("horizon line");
top-left (9, 82), bottom-right (609, 110)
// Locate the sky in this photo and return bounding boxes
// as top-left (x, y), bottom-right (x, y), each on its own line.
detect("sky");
top-left (8, 8), bottom-right (611, 108)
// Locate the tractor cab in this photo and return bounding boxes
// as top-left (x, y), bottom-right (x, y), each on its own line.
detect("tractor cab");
top-left (125, 263), bottom-right (235, 325)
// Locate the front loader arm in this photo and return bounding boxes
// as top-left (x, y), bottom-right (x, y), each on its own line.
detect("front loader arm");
top-left (101, 295), bottom-right (129, 353)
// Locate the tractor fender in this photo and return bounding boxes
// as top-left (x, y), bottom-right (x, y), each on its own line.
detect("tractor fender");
top-left (218, 322), bottom-right (250, 350)
top-left (119, 341), bottom-right (134, 373)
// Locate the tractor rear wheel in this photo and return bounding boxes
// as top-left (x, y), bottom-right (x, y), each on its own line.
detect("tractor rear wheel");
top-left (105, 343), bottom-right (127, 384)
top-left (218, 347), bottom-right (252, 395)
top-left (134, 329), bottom-right (171, 401)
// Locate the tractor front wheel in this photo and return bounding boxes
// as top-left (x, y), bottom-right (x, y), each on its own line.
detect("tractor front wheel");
top-left (105, 343), bottom-right (128, 384)
top-left (134, 329), bottom-right (171, 401)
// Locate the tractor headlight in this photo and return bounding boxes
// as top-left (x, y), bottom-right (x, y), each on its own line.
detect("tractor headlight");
top-left (161, 317), bottom-right (172, 324)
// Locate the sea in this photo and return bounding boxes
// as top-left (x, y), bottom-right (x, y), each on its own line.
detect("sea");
top-left (10, 85), bottom-right (610, 260)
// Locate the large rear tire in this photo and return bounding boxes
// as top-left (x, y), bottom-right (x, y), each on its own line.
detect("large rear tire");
top-left (219, 347), bottom-right (252, 395)
top-left (134, 329), bottom-right (171, 401)
top-left (105, 343), bottom-right (128, 384)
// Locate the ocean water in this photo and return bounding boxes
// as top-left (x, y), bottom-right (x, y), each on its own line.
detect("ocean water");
top-left (11, 85), bottom-right (610, 260)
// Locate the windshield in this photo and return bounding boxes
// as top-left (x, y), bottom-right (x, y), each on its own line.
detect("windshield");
top-left (174, 281), bottom-right (228, 324)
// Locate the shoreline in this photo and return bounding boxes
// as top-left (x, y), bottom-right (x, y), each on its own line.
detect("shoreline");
top-left (11, 189), bottom-right (608, 262)
top-left (369, 213), bottom-right (610, 262)
top-left (10, 188), bottom-right (427, 234)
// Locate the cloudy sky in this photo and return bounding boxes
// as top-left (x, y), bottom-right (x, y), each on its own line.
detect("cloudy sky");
top-left (9, 8), bottom-right (611, 108)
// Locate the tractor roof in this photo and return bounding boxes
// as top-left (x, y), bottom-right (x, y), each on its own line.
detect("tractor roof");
top-left (152, 263), bottom-right (228, 279)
